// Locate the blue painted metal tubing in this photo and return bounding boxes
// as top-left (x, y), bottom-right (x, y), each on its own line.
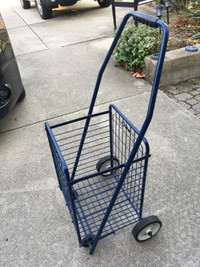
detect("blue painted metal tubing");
top-left (89, 12), bottom-right (169, 255)
top-left (48, 11), bottom-right (169, 254)
top-left (71, 10), bottom-right (167, 181)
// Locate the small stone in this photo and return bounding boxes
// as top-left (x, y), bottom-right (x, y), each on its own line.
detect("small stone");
top-left (196, 113), bottom-right (200, 119)
top-left (173, 90), bottom-right (183, 95)
top-left (166, 86), bottom-right (177, 94)
top-left (179, 102), bottom-right (191, 110)
top-left (179, 86), bottom-right (192, 92)
top-left (174, 93), bottom-right (192, 102)
top-left (195, 95), bottom-right (200, 101)
top-left (189, 108), bottom-right (199, 115)
top-left (193, 103), bottom-right (200, 113)
top-left (186, 98), bottom-right (198, 105)
top-left (192, 85), bottom-right (200, 89)
top-left (189, 90), bottom-right (199, 97)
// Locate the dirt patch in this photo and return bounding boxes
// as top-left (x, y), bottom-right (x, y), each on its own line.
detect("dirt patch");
top-left (167, 8), bottom-right (200, 50)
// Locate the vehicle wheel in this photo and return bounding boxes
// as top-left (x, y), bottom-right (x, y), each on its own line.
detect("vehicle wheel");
top-left (81, 235), bottom-right (93, 247)
top-left (17, 89), bottom-right (26, 102)
top-left (0, 84), bottom-right (11, 106)
top-left (96, 155), bottom-right (119, 177)
top-left (132, 216), bottom-right (162, 242)
top-left (97, 0), bottom-right (111, 7)
top-left (20, 0), bottom-right (31, 9)
top-left (35, 0), bottom-right (52, 19)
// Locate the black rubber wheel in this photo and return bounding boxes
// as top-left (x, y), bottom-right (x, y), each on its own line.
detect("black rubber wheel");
top-left (35, 0), bottom-right (52, 19)
top-left (132, 216), bottom-right (162, 242)
top-left (97, 0), bottom-right (111, 8)
top-left (20, 0), bottom-right (31, 9)
top-left (81, 235), bottom-right (93, 247)
top-left (17, 89), bottom-right (26, 102)
top-left (96, 155), bottom-right (119, 177)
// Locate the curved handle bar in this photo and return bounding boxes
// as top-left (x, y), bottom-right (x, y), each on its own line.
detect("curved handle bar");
top-left (71, 11), bottom-right (169, 181)
top-left (88, 11), bottom-right (168, 119)
top-left (131, 11), bottom-right (159, 28)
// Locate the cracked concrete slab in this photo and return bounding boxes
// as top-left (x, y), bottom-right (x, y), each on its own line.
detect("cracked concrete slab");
top-left (8, 25), bottom-right (48, 56)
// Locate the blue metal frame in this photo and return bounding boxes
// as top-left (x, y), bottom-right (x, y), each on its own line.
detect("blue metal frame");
top-left (45, 11), bottom-right (169, 255)
top-left (89, 14), bottom-right (168, 255)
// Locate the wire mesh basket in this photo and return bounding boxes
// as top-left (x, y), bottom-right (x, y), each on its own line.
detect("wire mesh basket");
top-left (46, 105), bottom-right (149, 244)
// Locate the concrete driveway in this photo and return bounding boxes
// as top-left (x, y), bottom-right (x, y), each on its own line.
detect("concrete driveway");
top-left (0, 1), bottom-right (200, 266)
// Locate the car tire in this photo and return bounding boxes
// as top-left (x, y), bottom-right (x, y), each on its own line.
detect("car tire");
top-left (20, 0), bottom-right (31, 9)
top-left (97, 0), bottom-right (111, 8)
top-left (35, 0), bottom-right (52, 19)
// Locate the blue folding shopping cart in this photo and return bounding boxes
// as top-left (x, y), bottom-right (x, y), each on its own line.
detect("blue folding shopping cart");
top-left (45, 11), bottom-right (169, 255)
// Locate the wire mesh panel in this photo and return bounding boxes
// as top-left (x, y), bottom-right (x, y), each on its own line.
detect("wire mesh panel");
top-left (111, 106), bottom-right (148, 217)
top-left (46, 127), bottom-right (74, 219)
top-left (51, 112), bottom-right (110, 181)
top-left (71, 106), bottom-right (149, 240)
top-left (46, 105), bottom-right (149, 243)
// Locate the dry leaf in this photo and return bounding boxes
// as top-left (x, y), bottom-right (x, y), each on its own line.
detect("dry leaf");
top-left (136, 72), bottom-right (146, 79)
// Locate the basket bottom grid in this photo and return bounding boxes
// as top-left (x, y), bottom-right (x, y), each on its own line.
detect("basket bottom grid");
top-left (73, 172), bottom-right (142, 240)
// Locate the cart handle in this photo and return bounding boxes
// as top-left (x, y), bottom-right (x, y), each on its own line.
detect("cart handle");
top-left (131, 11), bottom-right (159, 28)
top-left (71, 11), bottom-right (169, 181)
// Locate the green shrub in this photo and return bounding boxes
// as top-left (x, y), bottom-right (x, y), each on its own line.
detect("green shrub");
top-left (113, 24), bottom-right (162, 72)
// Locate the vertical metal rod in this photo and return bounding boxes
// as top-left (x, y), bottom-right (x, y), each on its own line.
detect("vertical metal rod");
top-left (134, 0), bottom-right (138, 27)
top-left (167, 7), bottom-right (169, 24)
top-left (138, 156), bottom-right (149, 219)
top-left (109, 106), bottom-right (114, 168)
top-left (70, 13), bottom-right (131, 181)
top-left (67, 179), bottom-right (82, 243)
top-left (112, 1), bottom-right (117, 30)
top-left (134, 0), bottom-right (139, 10)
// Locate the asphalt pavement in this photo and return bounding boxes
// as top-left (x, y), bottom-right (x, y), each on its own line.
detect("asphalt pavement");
top-left (0, 1), bottom-right (200, 266)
